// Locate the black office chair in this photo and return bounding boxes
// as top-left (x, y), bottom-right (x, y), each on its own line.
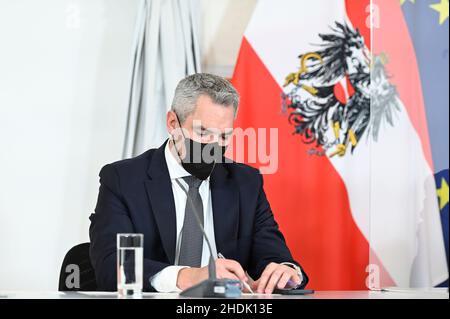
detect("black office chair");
top-left (58, 243), bottom-right (97, 291)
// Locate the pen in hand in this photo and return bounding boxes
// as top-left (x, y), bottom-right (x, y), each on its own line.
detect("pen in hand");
top-left (217, 252), bottom-right (254, 294)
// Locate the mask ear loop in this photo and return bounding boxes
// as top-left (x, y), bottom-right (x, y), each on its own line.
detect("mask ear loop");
top-left (170, 112), bottom-right (187, 164)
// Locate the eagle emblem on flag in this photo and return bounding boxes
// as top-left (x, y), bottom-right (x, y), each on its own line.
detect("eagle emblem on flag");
top-left (282, 22), bottom-right (401, 157)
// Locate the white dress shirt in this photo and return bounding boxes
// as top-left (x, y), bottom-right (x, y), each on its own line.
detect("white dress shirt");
top-left (150, 141), bottom-right (218, 292)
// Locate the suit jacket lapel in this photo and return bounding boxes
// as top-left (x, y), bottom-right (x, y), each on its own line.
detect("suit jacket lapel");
top-left (144, 141), bottom-right (177, 264)
top-left (210, 163), bottom-right (240, 257)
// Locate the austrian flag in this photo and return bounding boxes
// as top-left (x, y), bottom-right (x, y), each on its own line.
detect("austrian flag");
top-left (231, 0), bottom-right (448, 290)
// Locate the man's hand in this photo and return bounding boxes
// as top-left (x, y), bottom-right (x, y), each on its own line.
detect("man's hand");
top-left (176, 258), bottom-right (248, 290)
top-left (252, 262), bottom-right (301, 294)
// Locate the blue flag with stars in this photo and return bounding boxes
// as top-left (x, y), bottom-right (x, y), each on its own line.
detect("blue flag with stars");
top-left (401, 0), bottom-right (449, 286)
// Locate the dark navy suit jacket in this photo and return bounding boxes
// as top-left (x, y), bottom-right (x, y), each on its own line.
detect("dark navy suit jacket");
top-left (89, 141), bottom-right (308, 291)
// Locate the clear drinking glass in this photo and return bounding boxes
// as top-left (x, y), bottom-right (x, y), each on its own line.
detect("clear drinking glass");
top-left (117, 233), bottom-right (143, 298)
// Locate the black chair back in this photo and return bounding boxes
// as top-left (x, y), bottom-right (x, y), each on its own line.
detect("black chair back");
top-left (58, 243), bottom-right (97, 291)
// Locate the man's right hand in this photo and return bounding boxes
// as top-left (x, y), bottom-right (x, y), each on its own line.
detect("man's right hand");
top-left (176, 258), bottom-right (248, 290)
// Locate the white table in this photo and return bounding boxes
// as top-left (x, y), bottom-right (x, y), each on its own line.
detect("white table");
top-left (1, 289), bottom-right (448, 299)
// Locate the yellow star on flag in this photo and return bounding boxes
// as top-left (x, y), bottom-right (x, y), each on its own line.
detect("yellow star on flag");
top-left (400, 0), bottom-right (415, 5)
top-left (430, 0), bottom-right (449, 25)
top-left (437, 177), bottom-right (449, 210)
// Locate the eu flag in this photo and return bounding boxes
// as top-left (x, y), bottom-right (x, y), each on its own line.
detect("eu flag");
top-left (401, 0), bottom-right (449, 286)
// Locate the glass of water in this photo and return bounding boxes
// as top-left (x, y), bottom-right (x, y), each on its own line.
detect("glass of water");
top-left (117, 233), bottom-right (143, 298)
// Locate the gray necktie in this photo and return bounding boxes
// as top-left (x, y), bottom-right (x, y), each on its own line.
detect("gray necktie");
top-left (178, 176), bottom-right (204, 267)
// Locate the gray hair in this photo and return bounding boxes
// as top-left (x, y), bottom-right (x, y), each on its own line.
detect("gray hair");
top-left (171, 73), bottom-right (240, 123)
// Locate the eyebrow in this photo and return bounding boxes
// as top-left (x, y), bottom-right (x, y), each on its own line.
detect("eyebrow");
top-left (197, 125), bottom-right (233, 137)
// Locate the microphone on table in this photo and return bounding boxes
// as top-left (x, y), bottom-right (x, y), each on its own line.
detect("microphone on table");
top-left (174, 178), bottom-right (242, 298)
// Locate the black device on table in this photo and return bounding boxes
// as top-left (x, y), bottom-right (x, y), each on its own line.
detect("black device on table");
top-left (273, 289), bottom-right (315, 295)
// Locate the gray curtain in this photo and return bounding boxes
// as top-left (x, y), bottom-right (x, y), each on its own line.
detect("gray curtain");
top-left (123, 0), bottom-right (201, 158)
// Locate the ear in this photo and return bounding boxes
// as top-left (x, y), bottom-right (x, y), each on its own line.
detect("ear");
top-left (166, 111), bottom-right (179, 135)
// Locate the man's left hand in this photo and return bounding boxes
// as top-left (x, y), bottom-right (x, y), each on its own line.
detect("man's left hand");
top-left (252, 262), bottom-right (301, 294)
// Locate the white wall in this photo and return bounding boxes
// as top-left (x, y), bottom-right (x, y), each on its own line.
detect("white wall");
top-left (0, 0), bottom-right (139, 290)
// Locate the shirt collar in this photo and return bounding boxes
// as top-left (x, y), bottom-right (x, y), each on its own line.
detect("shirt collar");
top-left (164, 140), bottom-right (190, 180)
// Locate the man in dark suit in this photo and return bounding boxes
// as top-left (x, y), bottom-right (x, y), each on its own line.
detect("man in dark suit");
top-left (89, 73), bottom-right (308, 293)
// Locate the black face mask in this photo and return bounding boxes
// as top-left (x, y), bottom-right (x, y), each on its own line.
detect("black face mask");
top-left (180, 137), bottom-right (226, 180)
top-left (172, 114), bottom-right (227, 180)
